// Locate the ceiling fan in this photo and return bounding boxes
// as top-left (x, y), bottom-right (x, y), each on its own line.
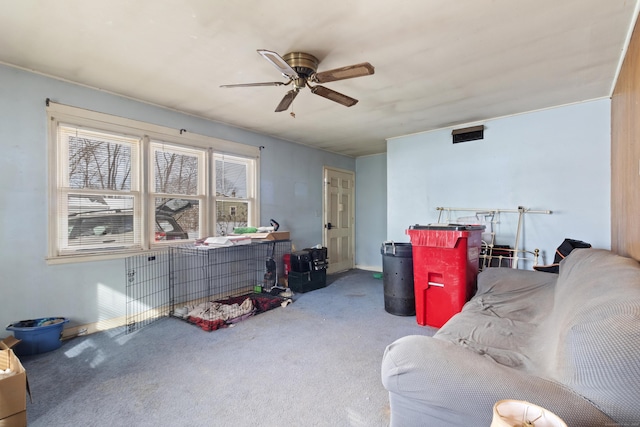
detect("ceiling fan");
top-left (220, 49), bottom-right (375, 112)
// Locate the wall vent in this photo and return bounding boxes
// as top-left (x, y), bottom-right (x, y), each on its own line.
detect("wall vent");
top-left (452, 125), bottom-right (484, 144)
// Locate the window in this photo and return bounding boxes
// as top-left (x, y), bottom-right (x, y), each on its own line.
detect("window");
top-left (47, 102), bottom-right (259, 262)
top-left (59, 125), bottom-right (141, 253)
top-left (151, 142), bottom-right (205, 242)
top-left (215, 155), bottom-right (253, 236)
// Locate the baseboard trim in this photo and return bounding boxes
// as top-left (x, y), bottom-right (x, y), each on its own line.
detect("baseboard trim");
top-left (62, 316), bottom-right (128, 340)
top-left (355, 264), bottom-right (382, 272)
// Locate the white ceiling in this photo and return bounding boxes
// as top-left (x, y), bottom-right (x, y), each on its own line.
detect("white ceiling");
top-left (1, 1), bottom-right (638, 157)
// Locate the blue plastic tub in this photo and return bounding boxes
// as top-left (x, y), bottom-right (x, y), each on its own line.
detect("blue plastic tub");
top-left (6, 317), bottom-right (69, 356)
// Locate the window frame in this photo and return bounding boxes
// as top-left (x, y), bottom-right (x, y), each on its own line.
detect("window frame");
top-left (149, 140), bottom-right (207, 245)
top-left (214, 153), bottom-right (256, 236)
top-left (47, 102), bottom-right (260, 264)
top-left (57, 124), bottom-right (143, 253)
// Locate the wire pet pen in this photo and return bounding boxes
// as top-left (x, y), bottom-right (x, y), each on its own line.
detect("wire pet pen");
top-left (125, 249), bottom-right (171, 333)
top-left (125, 240), bottom-right (292, 333)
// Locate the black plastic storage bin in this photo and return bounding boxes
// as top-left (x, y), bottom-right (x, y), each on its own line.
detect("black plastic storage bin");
top-left (381, 242), bottom-right (415, 316)
top-left (288, 269), bottom-right (327, 293)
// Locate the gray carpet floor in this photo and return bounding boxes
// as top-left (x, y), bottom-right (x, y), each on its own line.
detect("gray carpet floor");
top-left (20, 269), bottom-right (436, 427)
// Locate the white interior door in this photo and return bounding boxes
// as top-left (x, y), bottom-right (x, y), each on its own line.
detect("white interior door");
top-left (323, 167), bottom-right (355, 274)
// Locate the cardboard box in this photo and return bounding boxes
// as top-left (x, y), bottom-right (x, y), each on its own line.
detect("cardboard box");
top-left (0, 338), bottom-right (27, 426)
top-left (0, 337), bottom-right (20, 351)
top-left (245, 231), bottom-right (290, 241)
top-left (0, 411), bottom-right (26, 427)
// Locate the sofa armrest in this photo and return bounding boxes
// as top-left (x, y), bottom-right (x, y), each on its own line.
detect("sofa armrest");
top-left (381, 335), bottom-right (616, 427)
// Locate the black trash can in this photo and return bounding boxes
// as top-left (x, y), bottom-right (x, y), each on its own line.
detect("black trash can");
top-left (381, 241), bottom-right (415, 316)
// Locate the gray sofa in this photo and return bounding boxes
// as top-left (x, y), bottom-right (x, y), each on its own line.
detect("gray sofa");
top-left (381, 248), bottom-right (640, 426)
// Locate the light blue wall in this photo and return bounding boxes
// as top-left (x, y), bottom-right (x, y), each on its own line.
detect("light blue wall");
top-left (387, 99), bottom-right (611, 268)
top-left (0, 64), bottom-right (354, 330)
top-left (0, 63), bottom-right (613, 331)
top-left (355, 154), bottom-right (387, 270)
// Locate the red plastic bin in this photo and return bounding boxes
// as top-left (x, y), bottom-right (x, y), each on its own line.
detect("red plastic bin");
top-left (406, 224), bottom-right (484, 328)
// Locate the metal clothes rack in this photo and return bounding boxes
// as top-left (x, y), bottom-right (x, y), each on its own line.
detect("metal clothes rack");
top-left (436, 206), bottom-right (552, 270)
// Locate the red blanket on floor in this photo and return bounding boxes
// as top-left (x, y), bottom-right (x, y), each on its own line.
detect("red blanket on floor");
top-left (187, 293), bottom-right (284, 331)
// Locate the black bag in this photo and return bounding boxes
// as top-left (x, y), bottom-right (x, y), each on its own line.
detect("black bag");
top-left (533, 238), bottom-right (592, 273)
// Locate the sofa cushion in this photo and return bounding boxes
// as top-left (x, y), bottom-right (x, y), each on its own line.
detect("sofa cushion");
top-left (434, 267), bottom-right (557, 373)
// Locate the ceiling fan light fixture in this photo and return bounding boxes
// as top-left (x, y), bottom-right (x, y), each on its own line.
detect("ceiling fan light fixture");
top-left (223, 49), bottom-right (373, 111)
top-left (293, 77), bottom-right (307, 89)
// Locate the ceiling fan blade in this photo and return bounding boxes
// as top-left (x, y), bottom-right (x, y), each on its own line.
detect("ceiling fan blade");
top-left (275, 89), bottom-right (299, 112)
top-left (310, 85), bottom-right (358, 107)
top-left (257, 49), bottom-right (299, 79)
top-left (312, 62), bottom-right (374, 83)
top-left (220, 81), bottom-right (286, 88)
